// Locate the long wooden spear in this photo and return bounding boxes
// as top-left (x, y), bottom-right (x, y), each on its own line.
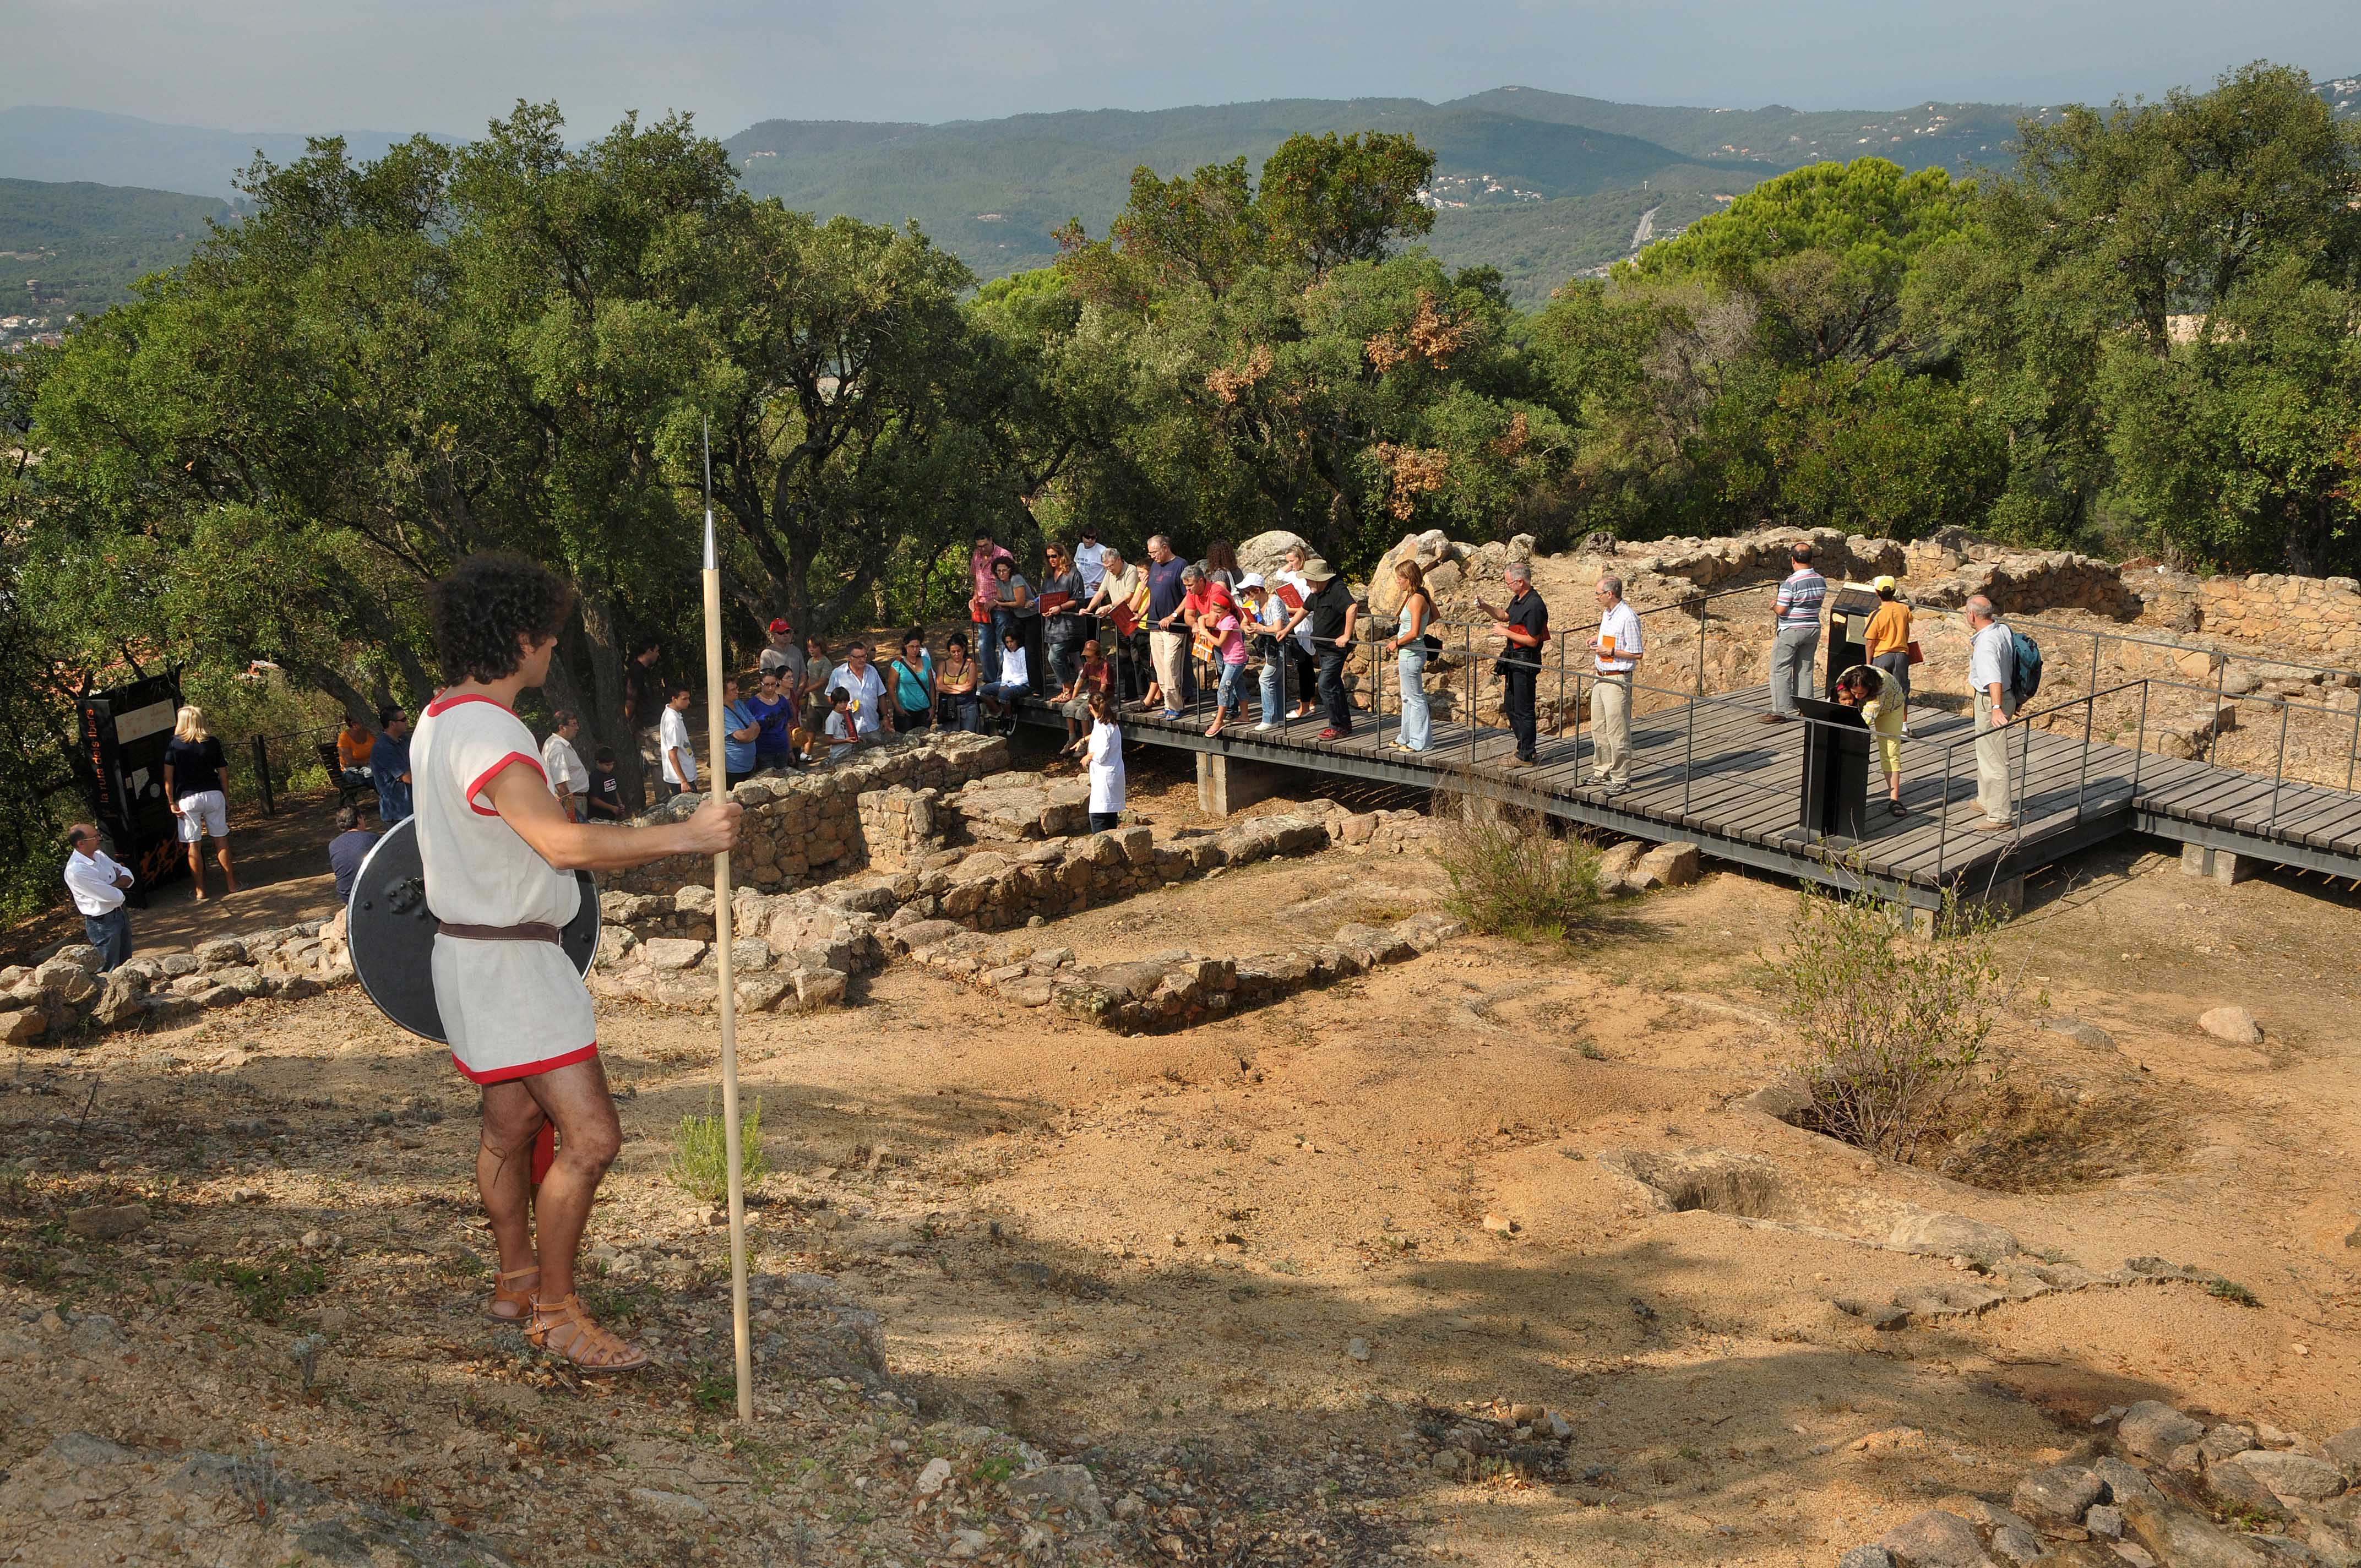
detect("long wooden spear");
top-left (703, 417), bottom-right (754, 1425)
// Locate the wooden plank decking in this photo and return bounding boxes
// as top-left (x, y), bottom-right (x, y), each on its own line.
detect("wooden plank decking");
top-left (1022, 678), bottom-right (2361, 901)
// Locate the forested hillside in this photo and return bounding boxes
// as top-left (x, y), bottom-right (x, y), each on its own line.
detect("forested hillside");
top-left (0, 178), bottom-right (232, 317)
top-left (723, 98), bottom-right (1771, 292)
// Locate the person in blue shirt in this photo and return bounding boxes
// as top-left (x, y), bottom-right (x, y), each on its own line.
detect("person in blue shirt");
top-left (746, 668), bottom-right (799, 771)
top-left (327, 805), bottom-right (378, 905)
top-left (720, 677), bottom-right (761, 788)
top-left (369, 705), bottom-right (414, 824)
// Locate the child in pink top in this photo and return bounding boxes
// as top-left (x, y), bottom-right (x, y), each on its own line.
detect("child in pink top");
top-left (1205, 613), bottom-right (1250, 736)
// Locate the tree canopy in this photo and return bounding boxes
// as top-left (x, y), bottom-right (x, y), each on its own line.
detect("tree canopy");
top-left (6, 63), bottom-right (2361, 919)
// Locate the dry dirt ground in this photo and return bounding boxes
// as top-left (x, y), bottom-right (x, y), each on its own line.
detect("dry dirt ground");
top-left (6, 753), bottom-right (2360, 1567)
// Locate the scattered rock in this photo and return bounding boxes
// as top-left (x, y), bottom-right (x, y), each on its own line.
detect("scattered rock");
top-left (47, 1431), bottom-right (137, 1467)
top-left (2042, 1016), bottom-right (2117, 1048)
top-left (1886, 1208), bottom-right (2019, 1261)
top-left (2200, 1424), bottom-right (2260, 1462)
top-left (2202, 1456), bottom-right (2289, 1521)
top-left (1838, 1549), bottom-right (1896, 1568)
top-left (66, 1314), bottom-right (122, 1354)
top-left (2119, 1401), bottom-right (2208, 1463)
top-left (915, 1456), bottom-right (954, 1495)
top-left (1635, 841), bottom-right (1702, 888)
top-left (2117, 1490), bottom-right (2266, 1568)
top-left (1007, 1463), bottom-right (1109, 1528)
top-left (2324, 1424), bottom-right (2361, 1476)
top-left (1876, 1507), bottom-right (1989, 1568)
top-left (629, 1487), bottom-right (710, 1520)
top-left (63, 1203), bottom-right (149, 1240)
top-left (2085, 1504), bottom-right (2125, 1539)
top-left (2197, 1006), bottom-right (2264, 1045)
top-left (2013, 1463), bottom-right (2105, 1526)
top-left (2224, 1449), bottom-right (2348, 1500)
top-left (1346, 1337), bottom-right (1372, 1362)
top-left (2093, 1456), bottom-right (2162, 1507)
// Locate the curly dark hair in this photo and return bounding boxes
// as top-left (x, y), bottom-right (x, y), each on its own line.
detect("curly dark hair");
top-left (429, 555), bottom-right (576, 684)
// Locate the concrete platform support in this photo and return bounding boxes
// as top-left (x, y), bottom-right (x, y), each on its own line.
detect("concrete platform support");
top-left (1196, 752), bottom-right (1298, 817)
top-left (2180, 842), bottom-right (2255, 886)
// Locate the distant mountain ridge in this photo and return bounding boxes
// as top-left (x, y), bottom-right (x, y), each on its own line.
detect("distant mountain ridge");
top-left (3, 72), bottom-right (2355, 313)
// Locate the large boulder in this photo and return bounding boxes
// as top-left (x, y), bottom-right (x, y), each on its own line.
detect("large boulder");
top-left (1367, 530), bottom-right (1463, 615)
top-left (1237, 530), bottom-right (1311, 579)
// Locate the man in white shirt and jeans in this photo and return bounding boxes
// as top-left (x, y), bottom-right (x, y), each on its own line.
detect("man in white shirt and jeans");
top-left (1588, 574), bottom-right (1644, 791)
top-left (62, 825), bottom-right (135, 972)
top-left (540, 710), bottom-right (589, 820)
top-left (1966, 594), bottom-right (2017, 830)
top-left (658, 685), bottom-right (697, 801)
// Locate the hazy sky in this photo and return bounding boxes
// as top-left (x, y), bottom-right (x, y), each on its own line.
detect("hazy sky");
top-left (9, 0), bottom-right (2357, 135)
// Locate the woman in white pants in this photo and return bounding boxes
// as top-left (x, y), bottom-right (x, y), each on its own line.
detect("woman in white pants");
top-left (162, 705), bottom-right (238, 901)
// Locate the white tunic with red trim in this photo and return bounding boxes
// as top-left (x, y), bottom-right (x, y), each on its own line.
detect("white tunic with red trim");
top-left (413, 693), bottom-right (594, 1084)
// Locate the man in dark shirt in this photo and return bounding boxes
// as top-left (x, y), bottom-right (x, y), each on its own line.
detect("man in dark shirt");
top-left (369, 706), bottom-right (414, 823)
top-left (1302, 558), bottom-right (1358, 739)
top-left (1478, 562), bottom-right (1549, 766)
top-left (327, 805), bottom-right (377, 905)
top-left (1144, 535), bottom-right (1193, 714)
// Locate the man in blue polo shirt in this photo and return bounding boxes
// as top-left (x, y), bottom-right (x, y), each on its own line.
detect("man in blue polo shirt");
top-left (1144, 533), bottom-right (1192, 717)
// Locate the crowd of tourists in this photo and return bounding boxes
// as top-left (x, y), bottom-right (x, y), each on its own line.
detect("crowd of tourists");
top-left (59, 532), bottom-right (2046, 982)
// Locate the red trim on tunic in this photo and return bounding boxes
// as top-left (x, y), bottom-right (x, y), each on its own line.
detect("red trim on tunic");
top-left (448, 1042), bottom-right (598, 1086)
top-left (425, 692), bottom-right (519, 718)
top-left (464, 752), bottom-right (546, 816)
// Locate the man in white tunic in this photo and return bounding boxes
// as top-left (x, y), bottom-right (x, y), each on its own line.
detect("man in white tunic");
top-left (416, 556), bottom-right (738, 1371)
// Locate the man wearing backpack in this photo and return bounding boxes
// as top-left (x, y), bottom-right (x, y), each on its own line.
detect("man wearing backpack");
top-left (1966, 595), bottom-right (2020, 831)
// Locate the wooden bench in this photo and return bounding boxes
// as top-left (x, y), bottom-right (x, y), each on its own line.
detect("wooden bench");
top-left (318, 741), bottom-right (372, 813)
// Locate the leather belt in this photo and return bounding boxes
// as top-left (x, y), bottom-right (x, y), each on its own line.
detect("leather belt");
top-left (436, 921), bottom-right (564, 945)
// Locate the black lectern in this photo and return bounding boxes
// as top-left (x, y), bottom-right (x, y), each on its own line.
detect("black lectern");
top-left (1796, 697), bottom-right (1873, 841)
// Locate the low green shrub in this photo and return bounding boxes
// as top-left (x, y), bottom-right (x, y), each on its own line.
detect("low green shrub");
top-left (1433, 791), bottom-right (1603, 943)
top-left (667, 1097), bottom-right (769, 1202)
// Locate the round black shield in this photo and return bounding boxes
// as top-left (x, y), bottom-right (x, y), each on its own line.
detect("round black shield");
top-left (346, 816), bottom-right (600, 1043)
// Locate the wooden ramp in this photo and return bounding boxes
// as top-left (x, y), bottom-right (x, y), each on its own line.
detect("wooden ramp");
top-left (1018, 685), bottom-right (2361, 909)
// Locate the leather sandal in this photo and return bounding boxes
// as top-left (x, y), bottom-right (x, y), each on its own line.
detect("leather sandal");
top-left (484, 1265), bottom-right (540, 1323)
top-left (527, 1293), bottom-right (649, 1373)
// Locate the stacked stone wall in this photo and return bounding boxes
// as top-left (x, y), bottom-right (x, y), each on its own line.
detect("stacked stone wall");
top-left (612, 733), bottom-right (1009, 895)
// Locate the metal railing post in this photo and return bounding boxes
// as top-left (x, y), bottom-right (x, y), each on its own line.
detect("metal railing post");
top-left (2348, 686), bottom-right (2360, 793)
top-left (2075, 685), bottom-right (2096, 824)
top-left (2131, 681), bottom-right (2149, 799)
top-left (2208, 657), bottom-right (2227, 765)
top-left (2267, 700), bottom-right (2291, 831)
top-left (1572, 667), bottom-right (1584, 775)
top-left (1696, 595), bottom-right (1707, 700)
top-left (1466, 624), bottom-right (1476, 772)
top-left (2017, 706), bottom-right (2032, 827)
top-left (1555, 618), bottom-right (1567, 742)
top-left (1936, 737), bottom-right (1953, 883)
top-left (1683, 688), bottom-right (1696, 812)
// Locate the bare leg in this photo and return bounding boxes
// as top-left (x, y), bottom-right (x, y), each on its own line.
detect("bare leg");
top-left (476, 1081), bottom-right (547, 1281)
top-left (185, 839), bottom-right (205, 900)
top-left (215, 837), bottom-right (238, 894)
top-left (518, 1055), bottom-right (622, 1303)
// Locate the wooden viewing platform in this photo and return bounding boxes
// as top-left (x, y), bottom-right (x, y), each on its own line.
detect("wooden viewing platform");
top-left (1018, 677), bottom-right (2361, 913)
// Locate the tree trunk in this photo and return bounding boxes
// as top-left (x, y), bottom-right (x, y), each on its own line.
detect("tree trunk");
top-left (576, 587), bottom-right (646, 811)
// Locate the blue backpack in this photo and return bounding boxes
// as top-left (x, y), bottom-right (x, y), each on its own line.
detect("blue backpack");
top-left (2009, 630), bottom-right (2042, 706)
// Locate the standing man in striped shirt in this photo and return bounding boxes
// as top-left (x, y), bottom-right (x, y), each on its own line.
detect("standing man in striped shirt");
top-left (1761, 543), bottom-right (1825, 724)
